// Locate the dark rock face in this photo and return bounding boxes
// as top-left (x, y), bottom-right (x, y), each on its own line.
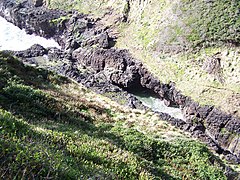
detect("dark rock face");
top-left (72, 47), bottom-right (240, 163)
top-left (0, 0), bottom-right (115, 51)
top-left (1, 0), bottom-right (239, 164)
top-left (8, 45), bottom-right (146, 111)
top-left (28, 0), bottom-right (44, 7)
top-left (14, 44), bottom-right (48, 57)
top-left (72, 48), bottom-right (143, 90)
top-left (0, 0), bottom-right (66, 38)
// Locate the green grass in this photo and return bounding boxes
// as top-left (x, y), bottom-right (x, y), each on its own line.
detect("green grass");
top-left (0, 111), bottom-right (227, 179)
top-left (43, 0), bottom-right (240, 115)
top-left (0, 52), bottom-right (231, 179)
top-left (47, 0), bottom-right (113, 17)
top-left (121, 0), bottom-right (240, 51)
top-left (114, 0), bottom-right (240, 116)
top-left (181, 0), bottom-right (240, 48)
top-left (50, 15), bottom-right (71, 25)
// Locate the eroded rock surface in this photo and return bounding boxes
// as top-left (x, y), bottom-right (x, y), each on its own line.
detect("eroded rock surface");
top-left (72, 47), bottom-right (240, 163)
top-left (0, 0), bottom-right (239, 164)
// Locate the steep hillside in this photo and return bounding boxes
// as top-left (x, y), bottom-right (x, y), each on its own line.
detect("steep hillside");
top-left (0, 51), bottom-right (236, 179)
top-left (0, 0), bottom-right (240, 179)
top-left (116, 0), bottom-right (240, 117)
top-left (46, 0), bottom-right (240, 116)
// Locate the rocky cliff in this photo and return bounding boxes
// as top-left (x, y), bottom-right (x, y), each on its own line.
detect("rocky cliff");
top-left (0, 0), bottom-right (240, 166)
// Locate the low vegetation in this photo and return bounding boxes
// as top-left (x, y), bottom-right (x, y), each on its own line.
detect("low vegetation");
top-left (45, 0), bottom-right (240, 116)
top-left (0, 52), bottom-right (231, 179)
top-left (46, 0), bottom-right (122, 17)
top-left (115, 0), bottom-right (240, 116)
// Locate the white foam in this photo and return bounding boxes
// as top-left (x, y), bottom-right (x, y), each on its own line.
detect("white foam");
top-left (0, 16), bottom-right (60, 51)
top-left (135, 95), bottom-right (184, 120)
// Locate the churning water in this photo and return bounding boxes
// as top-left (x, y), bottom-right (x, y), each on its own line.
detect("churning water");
top-left (135, 93), bottom-right (184, 120)
top-left (0, 16), bottom-right (60, 51)
top-left (0, 16), bottom-right (184, 120)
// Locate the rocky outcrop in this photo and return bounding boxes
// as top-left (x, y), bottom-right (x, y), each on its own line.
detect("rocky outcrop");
top-left (13, 44), bottom-right (48, 57)
top-left (0, 0), bottom-right (115, 51)
top-left (72, 47), bottom-right (240, 163)
top-left (1, 0), bottom-right (239, 164)
top-left (72, 48), bottom-right (143, 90)
top-left (0, 0), bottom-right (66, 38)
top-left (7, 44), bottom-right (146, 111)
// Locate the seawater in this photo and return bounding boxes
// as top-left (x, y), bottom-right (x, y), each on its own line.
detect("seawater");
top-left (0, 16), bottom-right (60, 51)
top-left (134, 93), bottom-right (184, 120)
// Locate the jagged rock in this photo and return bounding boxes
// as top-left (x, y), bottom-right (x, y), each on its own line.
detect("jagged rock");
top-left (189, 124), bottom-right (205, 132)
top-left (228, 136), bottom-right (240, 158)
top-left (203, 53), bottom-right (225, 83)
top-left (225, 117), bottom-right (240, 133)
top-left (13, 44), bottom-right (47, 58)
top-left (205, 108), bottom-right (231, 137)
top-left (29, 0), bottom-right (44, 7)
top-left (73, 48), bottom-right (143, 89)
top-left (98, 32), bottom-right (110, 48)
top-left (72, 46), bottom-right (240, 162)
top-left (224, 153), bottom-right (240, 164)
top-left (182, 101), bottom-right (199, 120)
top-left (0, 0), bottom-right (66, 38)
top-left (2, 0), bottom-right (240, 164)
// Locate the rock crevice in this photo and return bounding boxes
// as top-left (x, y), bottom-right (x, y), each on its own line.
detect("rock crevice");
top-left (0, 0), bottom-right (239, 164)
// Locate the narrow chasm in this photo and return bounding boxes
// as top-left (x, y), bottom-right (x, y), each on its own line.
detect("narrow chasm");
top-left (132, 89), bottom-right (184, 120)
top-left (0, 0), bottom-right (239, 178)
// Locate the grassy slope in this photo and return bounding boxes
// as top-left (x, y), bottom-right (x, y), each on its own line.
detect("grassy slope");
top-left (46, 0), bottom-right (122, 17)
top-left (0, 52), bottom-right (231, 179)
top-left (46, 0), bottom-right (240, 116)
top-left (115, 0), bottom-right (240, 116)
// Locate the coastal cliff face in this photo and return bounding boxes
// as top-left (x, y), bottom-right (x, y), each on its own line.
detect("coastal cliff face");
top-left (0, 0), bottom-right (240, 178)
top-left (27, 0), bottom-right (240, 117)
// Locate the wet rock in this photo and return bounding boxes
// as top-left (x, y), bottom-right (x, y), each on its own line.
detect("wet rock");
top-left (13, 44), bottom-right (47, 58)
top-left (0, 0), bottom-right (66, 38)
top-left (2, 0), bottom-right (240, 164)
top-left (72, 46), bottom-right (240, 161)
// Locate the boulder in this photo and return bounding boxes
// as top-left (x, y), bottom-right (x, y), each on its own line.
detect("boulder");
top-left (13, 44), bottom-right (47, 58)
